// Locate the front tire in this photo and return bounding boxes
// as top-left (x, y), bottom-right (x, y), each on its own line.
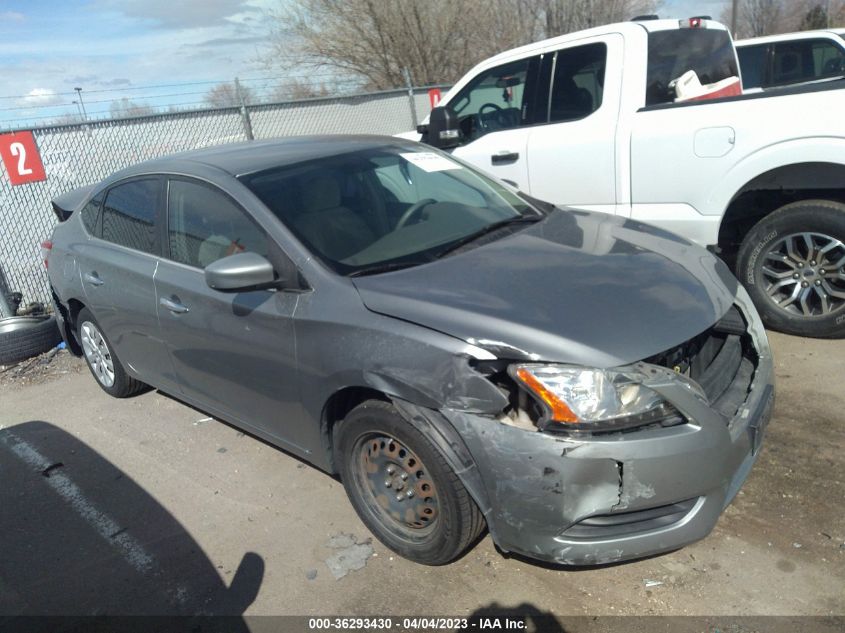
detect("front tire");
top-left (737, 200), bottom-right (845, 338)
top-left (335, 400), bottom-right (485, 565)
top-left (77, 308), bottom-right (147, 397)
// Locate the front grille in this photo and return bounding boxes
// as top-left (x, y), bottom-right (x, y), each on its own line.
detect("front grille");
top-left (647, 306), bottom-right (757, 419)
top-left (561, 498), bottom-right (699, 540)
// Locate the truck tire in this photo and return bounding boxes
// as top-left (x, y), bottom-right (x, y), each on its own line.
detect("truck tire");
top-left (737, 200), bottom-right (845, 338)
top-left (0, 316), bottom-right (62, 365)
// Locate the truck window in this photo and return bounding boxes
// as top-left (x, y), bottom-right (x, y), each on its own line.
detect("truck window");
top-left (449, 56), bottom-right (541, 142)
top-left (549, 43), bottom-right (606, 122)
top-left (737, 44), bottom-right (768, 89)
top-left (646, 29), bottom-right (738, 105)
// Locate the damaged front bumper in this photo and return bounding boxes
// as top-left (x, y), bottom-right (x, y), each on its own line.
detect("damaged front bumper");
top-left (438, 297), bottom-right (774, 566)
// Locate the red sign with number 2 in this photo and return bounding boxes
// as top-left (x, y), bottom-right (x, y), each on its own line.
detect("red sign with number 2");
top-left (0, 131), bottom-right (46, 185)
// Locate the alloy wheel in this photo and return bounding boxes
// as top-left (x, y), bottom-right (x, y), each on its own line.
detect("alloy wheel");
top-left (80, 321), bottom-right (115, 387)
top-left (761, 232), bottom-right (845, 317)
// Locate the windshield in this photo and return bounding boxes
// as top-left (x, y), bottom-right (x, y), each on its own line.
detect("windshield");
top-left (646, 29), bottom-right (739, 105)
top-left (240, 146), bottom-right (538, 275)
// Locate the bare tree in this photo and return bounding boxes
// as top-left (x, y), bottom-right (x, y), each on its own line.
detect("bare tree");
top-left (109, 97), bottom-right (155, 118)
top-left (800, 3), bottom-right (829, 29)
top-left (204, 82), bottom-right (254, 108)
top-left (268, 0), bottom-right (572, 89)
top-left (725, 0), bottom-right (785, 37)
top-left (723, 0), bottom-right (844, 37)
top-left (792, 0), bottom-right (845, 28)
top-left (540, 0), bottom-right (658, 36)
top-left (272, 78), bottom-right (332, 101)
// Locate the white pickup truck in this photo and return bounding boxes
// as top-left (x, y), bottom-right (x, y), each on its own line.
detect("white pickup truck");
top-left (412, 17), bottom-right (845, 338)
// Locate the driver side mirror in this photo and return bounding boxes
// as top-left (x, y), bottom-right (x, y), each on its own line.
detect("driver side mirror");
top-left (205, 251), bottom-right (298, 293)
top-left (424, 106), bottom-right (462, 150)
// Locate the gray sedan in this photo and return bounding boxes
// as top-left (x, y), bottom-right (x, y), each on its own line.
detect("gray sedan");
top-left (46, 136), bottom-right (774, 566)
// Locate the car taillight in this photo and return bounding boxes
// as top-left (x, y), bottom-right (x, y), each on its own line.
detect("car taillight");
top-left (41, 240), bottom-right (52, 269)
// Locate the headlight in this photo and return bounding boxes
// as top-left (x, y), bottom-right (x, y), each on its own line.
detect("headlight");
top-left (509, 363), bottom-right (684, 432)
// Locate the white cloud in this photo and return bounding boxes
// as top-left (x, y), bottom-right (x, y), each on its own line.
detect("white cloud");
top-left (19, 88), bottom-right (62, 107)
top-left (0, 11), bottom-right (25, 22)
top-left (95, 0), bottom-right (254, 29)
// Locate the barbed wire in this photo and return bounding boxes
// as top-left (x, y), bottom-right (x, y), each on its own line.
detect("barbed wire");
top-left (0, 75), bottom-right (377, 127)
top-left (0, 73), bottom-right (360, 101)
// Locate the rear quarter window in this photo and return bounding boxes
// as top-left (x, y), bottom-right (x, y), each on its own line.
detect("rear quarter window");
top-left (646, 29), bottom-right (739, 105)
top-left (80, 192), bottom-right (104, 236)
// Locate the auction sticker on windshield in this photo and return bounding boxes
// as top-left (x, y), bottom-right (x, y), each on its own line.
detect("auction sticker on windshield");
top-left (400, 152), bottom-right (461, 172)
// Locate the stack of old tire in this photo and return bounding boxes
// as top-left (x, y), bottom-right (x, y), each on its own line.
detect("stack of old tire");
top-left (0, 275), bottom-right (62, 365)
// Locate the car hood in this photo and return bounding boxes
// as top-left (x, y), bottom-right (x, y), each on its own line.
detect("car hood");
top-left (352, 209), bottom-right (739, 367)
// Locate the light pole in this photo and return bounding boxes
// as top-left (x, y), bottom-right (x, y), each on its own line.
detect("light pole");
top-left (72, 100), bottom-right (84, 122)
top-left (74, 87), bottom-right (88, 121)
top-left (731, 0), bottom-right (739, 38)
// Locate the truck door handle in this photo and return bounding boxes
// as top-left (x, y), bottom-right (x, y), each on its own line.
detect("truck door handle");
top-left (83, 272), bottom-right (104, 287)
top-left (160, 296), bottom-right (189, 314)
top-left (491, 151), bottom-right (519, 165)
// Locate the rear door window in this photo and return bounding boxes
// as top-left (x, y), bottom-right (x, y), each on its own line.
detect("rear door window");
top-left (646, 28), bottom-right (738, 105)
top-left (101, 179), bottom-right (161, 255)
top-left (548, 43), bottom-right (607, 122)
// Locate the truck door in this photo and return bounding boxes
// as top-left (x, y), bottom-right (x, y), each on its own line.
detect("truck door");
top-left (450, 54), bottom-right (548, 190)
top-left (525, 35), bottom-right (622, 214)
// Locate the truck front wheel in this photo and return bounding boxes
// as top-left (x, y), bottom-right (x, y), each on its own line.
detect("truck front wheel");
top-left (737, 200), bottom-right (845, 338)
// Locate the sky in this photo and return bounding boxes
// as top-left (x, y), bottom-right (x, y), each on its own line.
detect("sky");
top-left (0, 0), bottom-right (286, 127)
top-left (0, 0), bottom-right (731, 129)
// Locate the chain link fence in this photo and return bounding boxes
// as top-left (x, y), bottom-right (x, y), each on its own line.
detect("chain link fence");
top-left (0, 87), bottom-right (440, 312)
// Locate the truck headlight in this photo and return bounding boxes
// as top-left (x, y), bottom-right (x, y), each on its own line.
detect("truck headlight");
top-left (509, 364), bottom-right (685, 432)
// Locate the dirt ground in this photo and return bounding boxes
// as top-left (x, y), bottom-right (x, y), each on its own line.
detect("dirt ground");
top-left (0, 331), bottom-right (843, 620)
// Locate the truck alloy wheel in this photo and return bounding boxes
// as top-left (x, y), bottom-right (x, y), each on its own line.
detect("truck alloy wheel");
top-left (738, 200), bottom-right (845, 338)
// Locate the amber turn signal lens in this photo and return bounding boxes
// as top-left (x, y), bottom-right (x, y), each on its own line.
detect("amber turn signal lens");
top-left (515, 367), bottom-right (579, 424)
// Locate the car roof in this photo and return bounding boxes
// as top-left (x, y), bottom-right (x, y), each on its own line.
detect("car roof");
top-left (736, 29), bottom-right (845, 46)
top-left (114, 134), bottom-right (415, 179)
top-left (476, 18), bottom-right (729, 67)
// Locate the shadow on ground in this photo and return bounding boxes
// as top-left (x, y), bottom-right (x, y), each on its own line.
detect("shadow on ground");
top-left (0, 421), bottom-right (263, 617)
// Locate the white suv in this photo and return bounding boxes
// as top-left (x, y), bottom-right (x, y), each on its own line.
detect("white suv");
top-left (736, 29), bottom-right (845, 91)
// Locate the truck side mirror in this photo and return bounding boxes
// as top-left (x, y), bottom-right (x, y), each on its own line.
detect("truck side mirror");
top-left (425, 106), bottom-right (462, 149)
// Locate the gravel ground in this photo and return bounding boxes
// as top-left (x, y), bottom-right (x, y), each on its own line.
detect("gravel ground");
top-left (0, 331), bottom-right (842, 621)
top-left (0, 346), bottom-right (84, 388)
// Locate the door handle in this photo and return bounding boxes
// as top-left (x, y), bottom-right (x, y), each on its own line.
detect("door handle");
top-left (160, 296), bottom-right (189, 314)
top-left (491, 151), bottom-right (519, 165)
top-left (83, 272), bottom-right (104, 287)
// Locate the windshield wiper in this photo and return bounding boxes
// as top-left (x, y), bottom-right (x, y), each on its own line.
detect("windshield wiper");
top-left (347, 260), bottom-right (431, 277)
top-left (436, 215), bottom-right (542, 259)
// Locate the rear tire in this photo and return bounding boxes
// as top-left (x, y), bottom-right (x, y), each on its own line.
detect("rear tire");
top-left (737, 200), bottom-right (845, 338)
top-left (77, 308), bottom-right (147, 397)
top-left (335, 400), bottom-right (485, 565)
